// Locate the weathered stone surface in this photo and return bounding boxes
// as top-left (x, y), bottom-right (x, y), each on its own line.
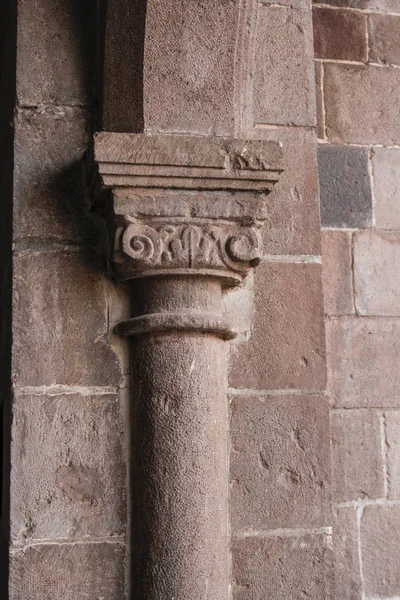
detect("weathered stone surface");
top-left (9, 542), bottom-right (126, 600)
top-left (255, 127), bottom-right (322, 255)
top-left (385, 411), bottom-right (400, 499)
top-left (372, 147), bottom-right (400, 230)
top-left (333, 506), bottom-right (362, 600)
top-left (16, 0), bottom-right (96, 106)
top-left (313, 7), bottom-right (367, 62)
top-left (327, 317), bottom-right (400, 407)
top-left (14, 108), bottom-right (90, 241)
top-left (229, 263), bottom-right (326, 390)
top-left (254, 5), bottom-right (316, 127)
top-left (354, 230), bottom-right (400, 316)
top-left (232, 534), bottom-right (334, 600)
top-left (369, 14), bottom-right (400, 66)
top-left (231, 394), bottom-right (330, 531)
top-left (313, 0), bottom-right (400, 11)
top-left (331, 410), bottom-right (384, 501)
top-left (315, 62), bottom-right (325, 140)
top-left (143, 0), bottom-right (238, 134)
top-left (325, 63), bottom-right (400, 145)
top-left (318, 145), bottom-right (372, 228)
top-left (322, 230), bottom-right (354, 316)
top-left (361, 505), bottom-right (400, 597)
top-left (10, 393), bottom-right (125, 540)
top-left (12, 252), bottom-right (122, 386)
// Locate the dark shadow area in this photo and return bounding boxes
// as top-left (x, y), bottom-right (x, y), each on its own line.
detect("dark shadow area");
top-left (0, 0), bottom-right (17, 595)
top-left (102, 0), bottom-right (147, 132)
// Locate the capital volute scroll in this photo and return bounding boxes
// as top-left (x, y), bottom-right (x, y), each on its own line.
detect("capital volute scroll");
top-left (94, 133), bottom-right (283, 338)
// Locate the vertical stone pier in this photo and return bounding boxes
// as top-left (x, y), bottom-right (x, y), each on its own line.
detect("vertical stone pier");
top-left (94, 133), bottom-right (283, 599)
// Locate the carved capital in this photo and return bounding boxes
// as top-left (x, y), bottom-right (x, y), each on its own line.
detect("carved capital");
top-left (94, 133), bottom-right (283, 285)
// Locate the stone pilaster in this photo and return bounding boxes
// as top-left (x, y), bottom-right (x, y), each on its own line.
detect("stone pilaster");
top-left (94, 133), bottom-right (283, 600)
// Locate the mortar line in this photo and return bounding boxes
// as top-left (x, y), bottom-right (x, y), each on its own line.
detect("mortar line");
top-left (335, 498), bottom-right (400, 508)
top-left (357, 504), bottom-right (366, 600)
top-left (11, 536), bottom-right (126, 552)
top-left (14, 385), bottom-right (120, 396)
top-left (229, 388), bottom-right (327, 396)
top-left (233, 526), bottom-right (332, 539)
top-left (351, 231), bottom-right (358, 314)
top-left (262, 254), bottom-right (321, 263)
top-left (380, 413), bottom-right (389, 499)
top-left (320, 60), bottom-right (328, 141)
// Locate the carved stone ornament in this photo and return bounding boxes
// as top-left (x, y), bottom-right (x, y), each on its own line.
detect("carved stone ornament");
top-left (94, 133), bottom-right (283, 600)
top-left (95, 132), bottom-right (283, 286)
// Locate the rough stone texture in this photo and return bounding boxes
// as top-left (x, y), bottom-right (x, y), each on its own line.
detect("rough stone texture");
top-left (321, 230), bottom-right (354, 316)
top-left (313, 7), bottom-right (367, 62)
top-left (372, 147), bottom-right (400, 230)
top-left (315, 62), bottom-right (325, 139)
top-left (255, 127), bottom-right (322, 256)
top-left (369, 14), bottom-right (400, 66)
top-left (361, 504), bottom-right (400, 597)
top-left (16, 0), bottom-right (97, 106)
top-left (130, 317), bottom-right (229, 600)
top-left (232, 534), bottom-right (334, 600)
top-left (313, 0), bottom-right (400, 11)
top-left (331, 410), bottom-right (384, 501)
top-left (333, 506), bottom-right (362, 600)
top-left (324, 63), bottom-right (400, 145)
top-left (9, 542), bottom-right (126, 600)
top-left (13, 108), bottom-right (91, 242)
top-left (354, 230), bottom-right (400, 316)
top-left (229, 263), bottom-right (326, 390)
top-left (254, 5), bottom-right (316, 127)
top-left (385, 411), bottom-right (400, 499)
top-left (12, 251), bottom-right (122, 386)
top-left (10, 393), bottom-right (125, 540)
top-left (143, 0), bottom-right (238, 135)
top-left (231, 394), bottom-right (330, 531)
top-left (327, 317), bottom-right (400, 408)
top-left (318, 145), bottom-right (372, 228)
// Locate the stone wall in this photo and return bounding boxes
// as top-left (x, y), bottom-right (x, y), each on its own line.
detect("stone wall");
top-left (4, 0), bottom-right (333, 598)
top-left (314, 1), bottom-right (400, 598)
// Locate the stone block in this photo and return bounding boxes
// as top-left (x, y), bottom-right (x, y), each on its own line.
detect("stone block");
top-left (361, 504), bottom-right (400, 597)
top-left (313, 0), bottom-right (400, 12)
top-left (16, 0), bottom-right (97, 106)
top-left (12, 252), bottom-right (122, 386)
top-left (313, 7), bottom-right (367, 62)
top-left (322, 230), bottom-right (354, 316)
top-left (229, 262), bottom-right (326, 390)
top-left (318, 145), bottom-right (372, 228)
top-left (315, 62), bottom-right (325, 140)
top-left (354, 230), bottom-right (400, 316)
top-left (369, 14), bottom-right (400, 66)
top-left (142, 0), bottom-right (237, 135)
top-left (9, 542), bottom-right (126, 600)
top-left (333, 506), bottom-right (362, 600)
top-left (324, 63), bottom-right (400, 145)
top-left (385, 411), bottom-right (400, 499)
top-left (331, 410), bottom-right (384, 502)
top-left (327, 317), bottom-right (400, 407)
top-left (10, 393), bottom-right (126, 540)
top-left (232, 534), bottom-right (334, 600)
top-left (254, 6), bottom-right (316, 127)
top-left (255, 127), bottom-right (321, 256)
top-left (231, 394), bottom-right (330, 531)
top-left (372, 147), bottom-right (400, 230)
top-left (14, 108), bottom-right (91, 241)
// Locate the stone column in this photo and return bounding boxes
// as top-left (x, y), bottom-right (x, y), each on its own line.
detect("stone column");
top-left (94, 133), bottom-right (283, 600)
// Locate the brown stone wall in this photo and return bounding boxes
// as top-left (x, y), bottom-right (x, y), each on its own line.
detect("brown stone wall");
top-left (6, 0), bottom-right (332, 598)
top-left (8, 1), bottom-right (129, 598)
top-left (314, 1), bottom-right (400, 597)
